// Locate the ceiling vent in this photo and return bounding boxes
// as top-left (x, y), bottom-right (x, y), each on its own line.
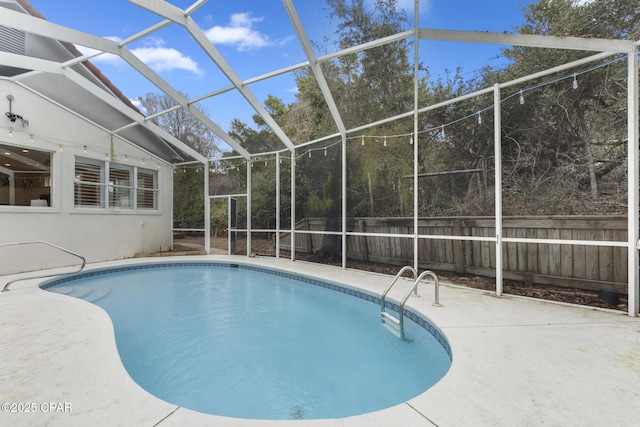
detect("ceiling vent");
top-left (0, 24), bottom-right (26, 55)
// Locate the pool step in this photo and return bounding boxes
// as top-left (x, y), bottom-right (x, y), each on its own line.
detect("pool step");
top-left (84, 288), bottom-right (110, 303)
top-left (381, 310), bottom-right (400, 325)
top-left (381, 311), bottom-right (402, 338)
top-left (65, 286), bottom-right (92, 299)
top-left (53, 286), bottom-right (110, 303)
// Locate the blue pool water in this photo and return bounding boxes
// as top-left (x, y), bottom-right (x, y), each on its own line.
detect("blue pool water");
top-left (44, 262), bottom-right (451, 420)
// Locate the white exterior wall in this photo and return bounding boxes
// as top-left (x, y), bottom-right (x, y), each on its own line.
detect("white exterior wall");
top-left (0, 82), bottom-right (174, 275)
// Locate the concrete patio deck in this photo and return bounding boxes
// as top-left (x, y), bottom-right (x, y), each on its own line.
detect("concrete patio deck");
top-left (1, 255), bottom-right (639, 426)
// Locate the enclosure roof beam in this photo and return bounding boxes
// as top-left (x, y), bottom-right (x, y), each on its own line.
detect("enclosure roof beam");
top-left (419, 28), bottom-right (632, 53)
top-left (191, 30), bottom-right (415, 107)
top-left (184, 0), bottom-right (208, 15)
top-left (282, 0), bottom-right (347, 137)
top-left (128, 0), bottom-right (296, 153)
top-left (0, 7), bottom-right (116, 53)
top-left (62, 19), bottom-right (174, 69)
top-left (0, 6), bottom-right (249, 161)
top-left (341, 49), bottom-right (624, 139)
top-left (316, 30), bottom-right (415, 64)
top-left (63, 67), bottom-right (210, 164)
top-left (116, 48), bottom-right (251, 159)
top-left (181, 60), bottom-right (310, 109)
top-left (0, 51), bottom-right (208, 164)
top-left (7, 76), bottom-right (175, 166)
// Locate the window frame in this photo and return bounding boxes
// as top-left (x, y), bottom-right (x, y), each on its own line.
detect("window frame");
top-left (136, 167), bottom-right (159, 210)
top-left (0, 142), bottom-right (54, 208)
top-left (108, 163), bottom-right (134, 209)
top-left (73, 156), bottom-right (159, 212)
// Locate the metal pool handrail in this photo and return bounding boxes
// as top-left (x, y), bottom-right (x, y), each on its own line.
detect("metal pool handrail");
top-left (380, 265), bottom-right (417, 314)
top-left (1, 241), bottom-right (86, 292)
top-left (398, 270), bottom-right (442, 334)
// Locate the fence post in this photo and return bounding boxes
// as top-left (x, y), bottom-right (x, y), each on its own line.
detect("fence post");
top-left (305, 218), bottom-right (313, 254)
top-left (359, 219), bottom-right (369, 262)
top-left (453, 219), bottom-right (465, 274)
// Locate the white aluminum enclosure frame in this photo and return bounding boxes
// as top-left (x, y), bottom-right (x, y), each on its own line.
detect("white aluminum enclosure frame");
top-left (0, 0), bottom-right (637, 316)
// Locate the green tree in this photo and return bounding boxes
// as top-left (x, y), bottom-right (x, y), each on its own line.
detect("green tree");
top-left (494, 0), bottom-right (635, 214)
top-left (327, 0), bottom-right (414, 126)
top-left (416, 68), bottom-right (493, 216)
top-left (226, 96), bottom-right (304, 231)
top-left (284, 0), bottom-right (418, 260)
top-left (138, 92), bottom-right (220, 228)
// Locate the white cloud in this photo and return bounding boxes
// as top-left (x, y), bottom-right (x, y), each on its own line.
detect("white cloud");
top-left (76, 37), bottom-right (202, 76)
top-left (204, 12), bottom-right (273, 51)
top-left (132, 45), bottom-right (202, 75)
top-left (573, 0), bottom-right (595, 5)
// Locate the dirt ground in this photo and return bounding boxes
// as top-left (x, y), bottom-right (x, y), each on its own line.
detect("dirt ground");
top-left (172, 235), bottom-right (628, 312)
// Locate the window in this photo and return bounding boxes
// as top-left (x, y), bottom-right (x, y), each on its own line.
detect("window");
top-left (74, 159), bottom-right (104, 207)
top-left (0, 143), bottom-right (52, 207)
top-left (137, 169), bottom-right (158, 209)
top-left (109, 165), bottom-right (133, 208)
top-left (74, 157), bottom-right (158, 211)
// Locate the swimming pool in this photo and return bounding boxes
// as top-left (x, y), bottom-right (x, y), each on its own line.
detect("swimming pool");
top-left (43, 262), bottom-right (451, 420)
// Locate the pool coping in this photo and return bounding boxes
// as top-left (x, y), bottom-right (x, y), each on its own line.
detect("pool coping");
top-left (1, 255), bottom-right (639, 426)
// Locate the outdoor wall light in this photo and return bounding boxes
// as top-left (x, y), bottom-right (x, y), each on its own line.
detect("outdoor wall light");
top-left (5, 95), bottom-right (28, 126)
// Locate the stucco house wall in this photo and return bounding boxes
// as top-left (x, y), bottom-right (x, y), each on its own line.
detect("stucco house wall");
top-left (0, 81), bottom-right (174, 275)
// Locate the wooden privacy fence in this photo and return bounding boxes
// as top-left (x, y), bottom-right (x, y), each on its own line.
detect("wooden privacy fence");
top-left (279, 216), bottom-right (628, 293)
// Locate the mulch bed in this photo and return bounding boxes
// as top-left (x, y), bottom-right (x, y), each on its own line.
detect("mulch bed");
top-left (338, 258), bottom-right (627, 312)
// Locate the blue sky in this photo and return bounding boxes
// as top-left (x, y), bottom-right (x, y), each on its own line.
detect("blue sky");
top-left (30, 0), bottom-right (531, 138)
